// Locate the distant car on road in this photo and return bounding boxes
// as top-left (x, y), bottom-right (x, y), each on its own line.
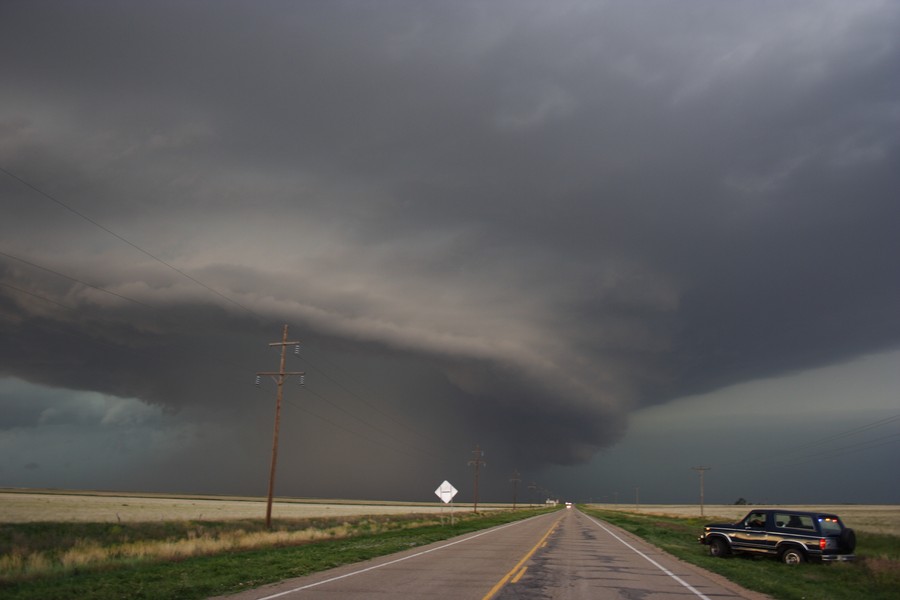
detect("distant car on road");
top-left (698, 509), bottom-right (856, 564)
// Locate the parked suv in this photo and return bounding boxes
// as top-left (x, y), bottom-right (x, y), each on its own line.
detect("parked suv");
top-left (699, 509), bottom-right (856, 564)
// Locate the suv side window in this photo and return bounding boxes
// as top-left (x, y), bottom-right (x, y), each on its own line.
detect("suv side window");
top-left (776, 513), bottom-right (814, 530)
top-left (745, 511), bottom-right (767, 528)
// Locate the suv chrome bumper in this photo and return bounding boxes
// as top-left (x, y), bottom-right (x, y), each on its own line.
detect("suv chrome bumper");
top-left (821, 553), bottom-right (855, 562)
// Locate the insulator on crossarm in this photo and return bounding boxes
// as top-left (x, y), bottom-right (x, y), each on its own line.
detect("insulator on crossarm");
top-left (294, 344), bottom-right (300, 355)
top-left (255, 375), bottom-right (261, 387)
top-left (299, 375), bottom-right (305, 386)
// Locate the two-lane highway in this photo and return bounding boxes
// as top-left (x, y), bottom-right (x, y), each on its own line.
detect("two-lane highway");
top-left (494, 510), bottom-right (768, 599)
top-left (212, 509), bottom-right (770, 600)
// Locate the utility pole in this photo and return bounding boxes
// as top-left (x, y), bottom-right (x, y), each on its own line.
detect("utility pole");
top-left (692, 466), bottom-right (711, 517)
top-left (528, 481), bottom-right (537, 507)
top-left (509, 469), bottom-right (521, 510)
top-left (257, 324), bottom-right (304, 529)
top-left (468, 444), bottom-right (486, 513)
top-left (634, 486), bottom-right (640, 510)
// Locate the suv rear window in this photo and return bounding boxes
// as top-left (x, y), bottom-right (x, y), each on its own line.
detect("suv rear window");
top-left (818, 516), bottom-right (843, 535)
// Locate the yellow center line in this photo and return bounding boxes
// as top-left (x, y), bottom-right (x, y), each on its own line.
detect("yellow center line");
top-left (481, 516), bottom-right (562, 600)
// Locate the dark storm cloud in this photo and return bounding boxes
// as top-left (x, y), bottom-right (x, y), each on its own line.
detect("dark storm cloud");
top-left (1, 1), bottom-right (899, 497)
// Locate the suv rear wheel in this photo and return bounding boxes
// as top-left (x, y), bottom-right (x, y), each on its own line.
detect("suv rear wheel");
top-left (780, 547), bottom-right (806, 565)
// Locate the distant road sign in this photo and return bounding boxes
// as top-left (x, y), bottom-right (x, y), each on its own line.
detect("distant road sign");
top-left (435, 480), bottom-right (458, 504)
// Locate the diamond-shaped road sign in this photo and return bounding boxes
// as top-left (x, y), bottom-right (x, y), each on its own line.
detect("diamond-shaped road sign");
top-left (435, 480), bottom-right (458, 504)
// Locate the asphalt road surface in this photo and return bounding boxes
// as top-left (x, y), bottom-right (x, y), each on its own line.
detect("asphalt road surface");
top-left (212, 508), bottom-right (770, 600)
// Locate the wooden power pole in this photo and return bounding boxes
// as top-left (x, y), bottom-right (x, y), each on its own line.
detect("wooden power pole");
top-left (509, 469), bottom-right (521, 510)
top-left (257, 324), bottom-right (304, 529)
top-left (468, 444), bottom-right (486, 513)
top-left (692, 466), bottom-right (711, 517)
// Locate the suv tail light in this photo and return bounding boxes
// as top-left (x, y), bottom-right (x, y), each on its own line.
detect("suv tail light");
top-left (819, 538), bottom-right (827, 550)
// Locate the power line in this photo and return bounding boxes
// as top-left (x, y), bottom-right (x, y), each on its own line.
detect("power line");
top-left (790, 413), bottom-right (900, 451)
top-left (299, 383), bottom-right (441, 460)
top-left (1, 288), bottom-right (436, 464)
top-left (2, 297), bottom-right (441, 498)
top-left (0, 270), bottom-right (259, 391)
top-left (254, 336), bottom-right (445, 465)
top-left (294, 351), bottom-right (438, 449)
top-left (1, 165), bottom-right (259, 317)
top-left (0, 281), bottom-right (75, 313)
top-left (0, 249), bottom-right (157, 309)
top-left (280, 394), bottom-right (432, 462)
top-left (3, 269), bottom-right (445, 463)
top-left (716, 412), bottom-right (900, 470)
top-left (3, 167), bottom-right (447, 464)
top-left (773, 432), bottom-right (900, 470)
top-left (2, 253), bottom-right (442, 459)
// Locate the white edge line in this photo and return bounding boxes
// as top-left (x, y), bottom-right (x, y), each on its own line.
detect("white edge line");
top-left (255, 513), bottom-right (553, 600)
top-left (584, 513), bottom-right (713, 600)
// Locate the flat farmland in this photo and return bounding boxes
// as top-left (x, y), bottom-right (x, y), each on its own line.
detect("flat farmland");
top-left (2, 492), bottom-right (896, 535)
top-left (591, 503), bottom-right (900, 535)
top-left (0, 490), bottom-right (500, 523)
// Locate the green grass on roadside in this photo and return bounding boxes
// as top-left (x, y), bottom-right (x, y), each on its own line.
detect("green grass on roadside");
top-left (581, 506), bottom-right (900, 600)
top-left (0, 507), bottom-right (558, 600)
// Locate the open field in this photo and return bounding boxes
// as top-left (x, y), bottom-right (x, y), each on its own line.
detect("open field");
top-left (0, 489), bottom-right (512, 523)
top-left (589, 503), bottom-right (900, 535)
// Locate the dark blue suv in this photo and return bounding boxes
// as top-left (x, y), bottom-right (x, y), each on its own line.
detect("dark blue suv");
top-left (699, 509), bottom-right (856, 564)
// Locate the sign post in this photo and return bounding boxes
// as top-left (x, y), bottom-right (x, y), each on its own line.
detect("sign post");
top-left (435, 480), bottom-right (458, 525)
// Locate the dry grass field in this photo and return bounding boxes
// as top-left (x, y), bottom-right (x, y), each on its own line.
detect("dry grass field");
top-left (1, 491), bottom-right (895, 535)
top-left (1, 490), bottom-right (896, 598)
top-left (0, 490), bottom-right (526, 586)
top-left (0, 489), bottom-right (506, 523)
top-left (591, 503), bottom-right (900, 535)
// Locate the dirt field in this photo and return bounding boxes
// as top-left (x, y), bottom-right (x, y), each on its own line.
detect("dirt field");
top-left (0, 490), bottom-right (496, 523)
top-left (591, 503), bottom-right (900, 535)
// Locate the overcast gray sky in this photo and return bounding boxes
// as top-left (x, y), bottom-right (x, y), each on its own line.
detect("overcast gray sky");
top-left (1, 1), bottom-right (898, 505)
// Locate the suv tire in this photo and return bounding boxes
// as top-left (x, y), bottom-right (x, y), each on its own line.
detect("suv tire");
top-left (780, 547), bottom-right (806, 565)
top-left (709, 537), bottom-right (730, 558)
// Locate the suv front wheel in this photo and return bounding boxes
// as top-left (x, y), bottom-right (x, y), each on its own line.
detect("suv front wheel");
top-left (709, 537), bottom-right (730, 558)
top-left (780, 547), bottom-right (806, 565)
